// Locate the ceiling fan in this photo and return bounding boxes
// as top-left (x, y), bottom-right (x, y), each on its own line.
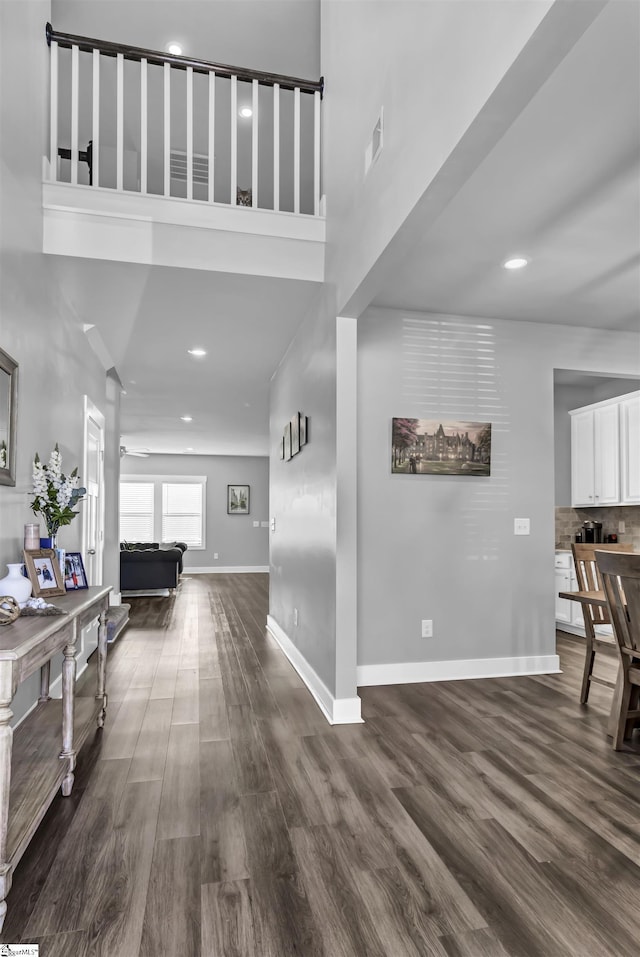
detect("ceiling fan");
top-left (120, 445), bottom-right (150, 458)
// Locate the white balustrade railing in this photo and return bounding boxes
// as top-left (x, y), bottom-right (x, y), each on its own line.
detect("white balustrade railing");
top-left (46, 23), bottom-right (323, 217)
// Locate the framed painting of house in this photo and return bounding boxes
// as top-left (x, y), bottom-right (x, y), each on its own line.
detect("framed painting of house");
top-left (392, 418), bottom-right (492, 476)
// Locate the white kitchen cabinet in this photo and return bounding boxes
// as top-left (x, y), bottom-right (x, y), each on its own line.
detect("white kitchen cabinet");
top-left (569, 391), bottom-right (640, 507)
top-left (620, 392), bottom-right (640, 504)
top-left (555, 567), bottom-right (572, 623)
top-left (555, 552), bottom-right (584, 631)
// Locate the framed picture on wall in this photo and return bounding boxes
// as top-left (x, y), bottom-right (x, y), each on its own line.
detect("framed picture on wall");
top-left (283, 422), bottom-right (292, 461)
top-left (299, 413), bottom-right (308, 446)
top-left (391, 418), bottom-right (492, 476)
top-left (291, 413), bottom-right (300, 455)
top-left (227, 484), bottom-right (250, 514)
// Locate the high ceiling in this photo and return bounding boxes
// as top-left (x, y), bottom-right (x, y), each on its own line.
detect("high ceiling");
top-left (49, 1), bottom-right (639, 457)
top-left (370, 1), bottom-right (639, 332)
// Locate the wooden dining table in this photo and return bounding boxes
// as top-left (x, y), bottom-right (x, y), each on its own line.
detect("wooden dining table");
top-left (558, 587), bottom-right (623, 736)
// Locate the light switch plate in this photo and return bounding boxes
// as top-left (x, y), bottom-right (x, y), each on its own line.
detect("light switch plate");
top-left (253, 521), bottom-right (259, 527)
top-left (514, 518), bottom-right (530, 536)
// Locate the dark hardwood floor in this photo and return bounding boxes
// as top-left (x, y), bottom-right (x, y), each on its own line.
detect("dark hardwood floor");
top-left (3, 573), bottom-right (640, 956)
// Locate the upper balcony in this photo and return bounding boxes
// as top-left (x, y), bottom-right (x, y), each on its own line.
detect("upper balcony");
top-left (42, 23), bottom-right (326, 283)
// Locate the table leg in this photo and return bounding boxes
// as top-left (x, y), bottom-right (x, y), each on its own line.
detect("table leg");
top-left (39, 660), bottom-right (51, 703)
top-left (96, 607), bottom-right (108, 728)
top-left (59, 633), bottom-right (77, 796)
top-left (0, 683), bottom-right (14, 931)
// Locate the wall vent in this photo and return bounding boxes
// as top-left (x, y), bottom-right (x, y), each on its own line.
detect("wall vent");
top-left (170, 150), bottom-right (210, 185)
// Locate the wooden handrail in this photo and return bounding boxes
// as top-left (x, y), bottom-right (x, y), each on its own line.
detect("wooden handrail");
top-left (46, 22), bottom-right (324, 97)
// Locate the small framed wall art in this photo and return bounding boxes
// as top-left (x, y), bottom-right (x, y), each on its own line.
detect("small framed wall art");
top-left (23, 548), bottom-right (66, 598)
top-left (227, 484), bottom-right (250, 514)
top-left (291, 413), bottom-right (300, 455)
top-left (283, 422), bottom-right (292, 461)
top-left (299, 413), bottom-right (308, 447)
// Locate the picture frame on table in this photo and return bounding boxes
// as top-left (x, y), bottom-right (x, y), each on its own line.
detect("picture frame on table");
top-left (23, 548), bottom-right (66, 598)
top-left (64, 552), bottom-right (88, 591)
top-left (227, 484), bottom-right (250, 515)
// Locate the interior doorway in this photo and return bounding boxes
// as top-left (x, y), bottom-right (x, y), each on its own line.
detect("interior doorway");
top-left (83, 396), bottom-right (105, 586)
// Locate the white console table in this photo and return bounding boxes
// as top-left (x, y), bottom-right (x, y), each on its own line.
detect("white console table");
top-left (0, 584), bottom-right (111, 930)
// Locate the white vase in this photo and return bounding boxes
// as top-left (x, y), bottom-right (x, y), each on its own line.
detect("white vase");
top-left (0, 563), bottom-right (33, 608)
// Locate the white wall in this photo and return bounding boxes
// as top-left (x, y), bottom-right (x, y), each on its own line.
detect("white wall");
top-left (121, 452), bottom-right (269, 570)
top-left (320, 0), bottom-right (563, 312)
top-left (266, 0), bottom-right (589, 710)
top-left (0, 0), bottom-right (121, 723)
top-left (269, 289), bottom-right (338, 693)
top-left (357, 308), bottom-right (640, 677)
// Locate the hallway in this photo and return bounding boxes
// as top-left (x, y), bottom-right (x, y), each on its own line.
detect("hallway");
top-left (3, 574), bottom-right (640, 955)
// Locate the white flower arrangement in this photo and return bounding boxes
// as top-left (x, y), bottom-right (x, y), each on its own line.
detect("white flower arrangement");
top-left (30, 444), bottom-right (86, 538)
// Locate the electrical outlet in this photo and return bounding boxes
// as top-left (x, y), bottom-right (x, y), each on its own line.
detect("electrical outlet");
top-left (253, 520), bottom-right (259, 527)
top-left (294, 608), bottom-right (299, 626)
top-left (619, 520), bottom-right (626, 533)
top-left (421, 619), bottom-right (433, 638)
top-left (514, 518), bottom-right (530, 536)
top-left (214, 552), bottom-right (219, 559)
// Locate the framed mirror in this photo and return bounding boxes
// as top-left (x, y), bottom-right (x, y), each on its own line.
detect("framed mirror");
top-left (0, 347), bottom-right (18, 487)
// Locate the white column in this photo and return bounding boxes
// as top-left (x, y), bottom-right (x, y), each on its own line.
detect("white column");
top-left (70, 44), bottom-right (79, 185)
top-left (273, 83), bottom-right (280, 212)
top-left (140, 58), bottom-right (148, 193)
top-left (49, 40), bottom-right (58, 180)
top-left (230, 74), bottom-right (237, 203)
top-left (164, 62), bottom-right (171, 196)
top-left (186, 66), bottom-right (193, 200)
top-left (92, 48), bottom-right (100, 187)
top-left (116, 52), bottom-right (124, 191)
top-left (313, 90), bottom-right (321, 217)
top-left (293, 87), bottom-right (300, 214)
top-left (208, 71), bottom-right (216, 203)
top-left (251, 78), bottom-right (258, 207)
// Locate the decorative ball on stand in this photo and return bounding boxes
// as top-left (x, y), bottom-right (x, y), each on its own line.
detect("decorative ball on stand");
top-left (0, 596), bottom-right (20, 626)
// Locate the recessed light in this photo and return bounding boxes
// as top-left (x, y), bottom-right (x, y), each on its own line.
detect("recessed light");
top-left (181, 415), bottom-right (193, 422)
top-left (239, 107), bottom-right (253, 118)
top-left (167, 42), bottom-right (183, 56)
top-left (503, 257), bottom-right (529, 270)
top-left (186, 447), bottom-right (194, 451)
top-left (187, 348), bottom-right (207, 357)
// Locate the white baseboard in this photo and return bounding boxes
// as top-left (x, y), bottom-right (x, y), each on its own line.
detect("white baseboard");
top-left (266, 615), bottom-right (362, 725)
top-left (357, 654), bottom-right (561, 687)
top-left (122, 588), bottom-right (170, 597)
top-left (185, 565), bottom-right (269, 574)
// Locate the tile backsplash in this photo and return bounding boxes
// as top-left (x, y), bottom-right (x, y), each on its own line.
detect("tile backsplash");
top-left (555, 505), bottom-right (640, 552)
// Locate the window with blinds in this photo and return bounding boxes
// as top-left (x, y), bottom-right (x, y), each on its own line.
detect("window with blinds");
top-left (119, 482), bottom-right (154, 541)
top-left (162, 482), bottom-right (204, 547)
top-left (120, 475), bottom-right (206, 549)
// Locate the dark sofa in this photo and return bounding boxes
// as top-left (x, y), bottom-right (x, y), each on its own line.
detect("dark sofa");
top-left (120, 542), bottom-right (187, 592)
